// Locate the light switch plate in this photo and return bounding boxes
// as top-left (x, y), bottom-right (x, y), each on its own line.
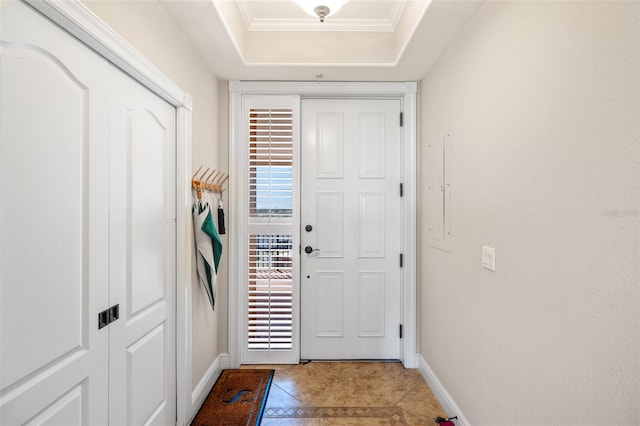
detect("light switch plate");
top-left (482, 246), bottom-right (496, 271)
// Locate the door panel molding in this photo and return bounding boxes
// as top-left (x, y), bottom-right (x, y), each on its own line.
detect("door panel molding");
top-left (229, 81), bottom-right (418, 368)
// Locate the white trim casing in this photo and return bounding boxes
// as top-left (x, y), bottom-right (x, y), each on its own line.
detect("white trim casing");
top-left (229, 81), bottom-right (418, 369)
top-left (418, 354), bottom-right (469, 426)
top-left (401, 88), bottom-right (419, 369)
top-left (176, 109), bottom-right (193, 426)
top-left (23, 2), bottom-right (194, 424)
top-left (228, 85), bottom-right (243, 369)
top-left (24, 0), bottom-right (193, 110)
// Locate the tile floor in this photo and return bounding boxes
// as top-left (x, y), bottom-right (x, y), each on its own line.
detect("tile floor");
top-left (242, 362), bottom-right (446, 425)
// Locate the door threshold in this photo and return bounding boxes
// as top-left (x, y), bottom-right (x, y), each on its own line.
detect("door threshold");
top-left (300, 359), bottom-right (401, 364)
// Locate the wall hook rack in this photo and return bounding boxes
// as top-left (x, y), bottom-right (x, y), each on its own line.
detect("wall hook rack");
top-left (191, 165), bottom-right (228, 200)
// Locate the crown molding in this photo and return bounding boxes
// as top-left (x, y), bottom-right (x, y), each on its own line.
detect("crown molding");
top-left (25, 0), bottom-right (193, 110)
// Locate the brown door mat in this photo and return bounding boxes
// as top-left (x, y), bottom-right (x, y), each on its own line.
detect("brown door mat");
top-left (191, 369), bottom-right (274, 426)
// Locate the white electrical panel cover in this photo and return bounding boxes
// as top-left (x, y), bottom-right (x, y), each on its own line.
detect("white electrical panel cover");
top-left (427, 132), bottom-right (451, 251)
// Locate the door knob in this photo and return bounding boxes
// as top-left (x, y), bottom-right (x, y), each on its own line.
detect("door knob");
top-left (304, 246), bottom-right (319, 254)
top-left (305, 225), bottom-right (313, 232)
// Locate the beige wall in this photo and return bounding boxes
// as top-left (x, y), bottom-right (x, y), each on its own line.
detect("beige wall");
top-left (82, 0), bottom-right (226, 391)
top-left (419, 1), bottom-right (639, 425)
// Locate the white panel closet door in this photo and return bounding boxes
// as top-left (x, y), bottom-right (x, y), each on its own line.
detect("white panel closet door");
top-left (107, 67), bottom-right (177, 426)
top-left (300, 99), bottom-right (402, 360)
top-left (0, 1), bottom-right (110, 424)
top-left (1, 2), bottom-right (177, 425)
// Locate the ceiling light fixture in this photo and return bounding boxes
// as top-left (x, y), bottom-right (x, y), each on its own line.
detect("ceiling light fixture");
top-left (292, 0), bottom-right (348, 23)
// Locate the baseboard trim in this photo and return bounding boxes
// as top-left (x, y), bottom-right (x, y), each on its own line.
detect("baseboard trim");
top-left (190, 353), bottom-right (230, 420)
top-left (403, 352), bottom-right (419, 369)
top-left (417, 354), bottom-right (470, 426)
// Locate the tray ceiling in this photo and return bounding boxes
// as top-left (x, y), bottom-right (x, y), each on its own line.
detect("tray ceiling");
top-left (159, 0), bottom-right (484, 81)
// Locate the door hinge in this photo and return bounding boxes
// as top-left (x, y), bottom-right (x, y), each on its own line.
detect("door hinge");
top-left (400, 183), bottom-right (404, 197)
top-left (98, 304), bottom-right (120, 329)
top-left (400, 112), bottom-right (404, 127)
top-left (400, 253), bottom-right (404, 268)
top-left (399, 324), bottom-right (403, 339)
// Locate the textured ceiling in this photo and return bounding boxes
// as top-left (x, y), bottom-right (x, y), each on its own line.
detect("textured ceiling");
top-left (159, 0), bottom-right (484, 81)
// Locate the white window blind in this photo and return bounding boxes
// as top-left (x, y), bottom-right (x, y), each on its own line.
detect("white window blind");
top-left (243, 101), bottom-right (298, 361)
top-left (249, 108), bottom-right (293, 219)
top-left (247, 235), bottom-right (293, 350)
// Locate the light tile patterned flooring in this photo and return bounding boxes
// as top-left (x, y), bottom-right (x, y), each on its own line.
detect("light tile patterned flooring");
top-left (242, 362), bottom-right (445, 425)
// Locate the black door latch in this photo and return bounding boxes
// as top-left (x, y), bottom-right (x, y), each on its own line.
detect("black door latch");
top-left (98, 304), bottom-right (120, 329)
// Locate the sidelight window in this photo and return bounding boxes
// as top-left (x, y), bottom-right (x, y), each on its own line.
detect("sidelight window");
top-left (242, 98), bottom-right (299, 363)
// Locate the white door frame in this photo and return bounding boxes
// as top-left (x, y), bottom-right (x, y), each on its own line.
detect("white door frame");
top-left (21, 1), bottom-right (194, 424)
top-left (229, 81), bottom-right (418, 369)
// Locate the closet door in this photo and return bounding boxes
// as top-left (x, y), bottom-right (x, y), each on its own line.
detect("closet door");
top-left (0, 2), bottom-right (110, 425)
top-left (107, 67), bottom-right (177, 426)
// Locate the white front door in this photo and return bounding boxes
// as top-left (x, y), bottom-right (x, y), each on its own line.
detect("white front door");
top-left (300, 99), bottom-right (403, 359)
